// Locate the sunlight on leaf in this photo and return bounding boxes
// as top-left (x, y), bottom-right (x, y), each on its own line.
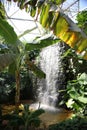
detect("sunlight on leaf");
top-left (39, 4), bottom-right (87, 60)
top-left (66, 99), bottom-right (74, 108)
top-left (78, 96), bottom-right (87, 104)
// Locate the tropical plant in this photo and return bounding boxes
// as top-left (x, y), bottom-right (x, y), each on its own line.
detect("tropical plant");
top-left (62, 48), bottom-right (87, 79)
top-left (0, 71), bottom-right (15, 104)
top-left (1, 0), bottom-right (87, 105)
top-left (76, 10), bottom-right (87, 35)
top-left (2, 104), bottom-right (45, 130)
top-left (49, 116), bottom-right (87, 130)
top-left (39, 3), bottom-right (87, 58)
top-left (59, 73), bottom-right (87, 115)
top-left (0, 1), bottom-right (60, 105)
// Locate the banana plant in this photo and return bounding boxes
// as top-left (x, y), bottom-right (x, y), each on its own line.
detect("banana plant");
top-left (2, 104), bottom-right (45, 130)
top-left (6, 0), bottom-right (66, 11)
top-left (39, 3), bottom-right (87, 60)
top-left (2, 0), bottom-right (87, 105)
top-left (0, 14), bottom-right (60, 105)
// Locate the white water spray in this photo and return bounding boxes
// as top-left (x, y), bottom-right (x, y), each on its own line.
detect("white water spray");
top-left (30, 43), bottom-right (65, 112)
top-left (36, 43), bottom-right (64, 109)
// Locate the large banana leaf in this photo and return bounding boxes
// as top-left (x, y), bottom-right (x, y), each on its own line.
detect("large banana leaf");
top-left (39, 4), bottom-right (87, 60)
top-left (25, 38), bottom-right (60, 51)
top-left (0, 19), bottom-right (21, 72)
top-left (0, 18), bottom-right (18, 44)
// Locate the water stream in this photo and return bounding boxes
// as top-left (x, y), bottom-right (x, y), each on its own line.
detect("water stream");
top-left (31, 42), bottom-right (65, 112)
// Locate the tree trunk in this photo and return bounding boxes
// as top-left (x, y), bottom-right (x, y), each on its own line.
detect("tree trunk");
top-left (15, 70), bottom-right (20, 105)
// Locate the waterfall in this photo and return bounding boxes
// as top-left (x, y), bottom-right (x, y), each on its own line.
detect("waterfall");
top-left (36, 42), bottom-right (65, 109)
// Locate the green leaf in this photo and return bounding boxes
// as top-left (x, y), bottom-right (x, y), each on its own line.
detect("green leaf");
top-left (29, 109), bottom-right (45, 119)
top-left (28, 117), bottom-right (41, 127)
top-left (40, 6), bottom-right (87, 60)
top-left (0, 2), bottom-right (5, 18)
top-left (8, 61), bottom-right (17, 75)
top-left (40, 3), bottom-right (50, 28)
top-left (25, 38), bottom-right (60, 51)
top-left (0, 53), bottom-right (16, 71)
top-left (66, 99), bottom-right (74, 108)
top-left (68, 87), bottom-right (80, 100)
top-left (49, 0), bottom-right (66, 5)
top-left (78, 96), bottom-right (87, 104)
top-left (26, 60), bottom-right (46, 78)
top-left (30, 6), bottom-right (36, 17)
top-left (69, 91), bottom-right (80, 100)
top-left (0, 19), bottom-right (18, 44)
top-left (78, 73), bottom-right (87, 85)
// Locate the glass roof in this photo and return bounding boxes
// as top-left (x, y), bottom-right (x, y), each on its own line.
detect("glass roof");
top-left (4, 0), bottom-right (87, 42)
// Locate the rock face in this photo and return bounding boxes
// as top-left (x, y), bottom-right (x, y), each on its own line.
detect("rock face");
top-left (34, 42), bottom-right (66, 107)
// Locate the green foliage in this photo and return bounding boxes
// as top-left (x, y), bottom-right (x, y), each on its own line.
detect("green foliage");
top-left (0, 71), bottom-right (15, 103)
top-left (0, 68), bottom-right (34, 104)
top-left (0, 43), bottom-right (9, 54)
top-left (59, 73), bottom-right (87, 114)
top-left (0, 2), bottom-right (5, 18)
top-left (49, 0), bottom-right (66, 5)
top-left (3, 104), bottom-right (45, 130)
top-left (25, 59), bottom-right (46, 78)
top-left (0, 17), bottom-right (46, 79)
top-left (49, 116), bottom-right (87, 130)
top-left (5, 0), bottom-right (66, 12)
top-left (76, 10), bottom-right (87, 35)
top-left (0, 19), bottom-right (18, 44)
top-left (62, 48), bottom-right (87, 79)
top-left (28, 50), bottom-right (39, 61)
top-left (0, 53), bottom-right (16, 71)
top-left (0, 17), bottom-right (60, 79)
top-left (25, 38), bottom-right (60, 51)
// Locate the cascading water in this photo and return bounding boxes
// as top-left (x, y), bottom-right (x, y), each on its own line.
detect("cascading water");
top-left (33, 42), bottom-right (65, 111)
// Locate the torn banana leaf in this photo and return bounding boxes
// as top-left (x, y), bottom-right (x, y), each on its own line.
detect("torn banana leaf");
top-left (39, 4), bottom-right (87, 59)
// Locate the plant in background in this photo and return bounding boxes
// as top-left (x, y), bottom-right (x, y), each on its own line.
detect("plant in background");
top-left (62, 47), bottom-right (87, 82)
top-left (0, 1), bottom-right (60, 105)
top-left (76, 10), bottom-right (87, 35)
top-left (59, 73), bottom-right (87, 115)
top-left (2, 104), bottom-right (45, 130)
top-left (49, 116), bottom-right (87, 130)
